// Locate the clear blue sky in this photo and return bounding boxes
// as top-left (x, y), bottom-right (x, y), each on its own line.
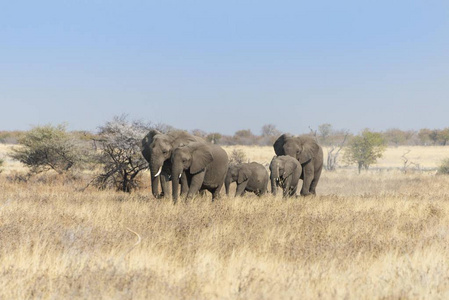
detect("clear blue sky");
top-left (1, 0), bottom-right (448, 135)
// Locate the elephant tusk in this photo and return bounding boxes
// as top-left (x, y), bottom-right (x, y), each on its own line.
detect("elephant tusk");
top-left (179, 173), bottom-right (182, 179)
top-left (154, 166), bottom-right (162, 177)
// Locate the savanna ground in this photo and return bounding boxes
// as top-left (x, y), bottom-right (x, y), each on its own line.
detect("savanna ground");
top-left (1, 144), bottom-right (449, 299)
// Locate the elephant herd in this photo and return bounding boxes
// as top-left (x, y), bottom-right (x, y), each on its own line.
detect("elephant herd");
top-left (141, 130), bottom-right (323, 203)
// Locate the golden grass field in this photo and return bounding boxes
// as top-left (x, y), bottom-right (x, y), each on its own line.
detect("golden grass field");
top-left (224, 145), bottom-right (449, 170)
top-left (1, 144), bottom-right (449, 299)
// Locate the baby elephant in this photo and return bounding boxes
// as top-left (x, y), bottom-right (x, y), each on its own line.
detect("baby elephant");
top-left (270, 156), bottom-right (302, 198)
top-left (225, 162), bottom-right (269, 197)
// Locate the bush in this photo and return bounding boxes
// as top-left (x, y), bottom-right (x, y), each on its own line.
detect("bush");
top-left (229, 149), bottom-right (247, 164)
top-left (343, 129), bottom-right (386, 173)
top-left (9, 124), bottom-right (87, 174)
top-left (437, 158), bottom-right (449, 175)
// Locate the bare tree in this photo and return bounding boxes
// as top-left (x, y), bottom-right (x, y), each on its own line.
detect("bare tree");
top-left (261, 124), bottom-right (280, 145)
top-left (93, 116), bottom-right (152, 192)
top-left (308, 126), bottom-right (318, 141)
top-left (401, 150), bottom-right (420, 173)
top-left (261, 124), bottom-right (280, 137)
top-left (326, 131), bottom-right (349, 171)
top-left (318, 123), bottom-right (332, 145)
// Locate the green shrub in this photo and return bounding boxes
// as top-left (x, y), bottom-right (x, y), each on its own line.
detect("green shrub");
top-left (343, 129), bottom-right (386, 173)
top-left (437, 158), bottom-right (449, 175)
top-left (9, 124), bottom-right (86, 174)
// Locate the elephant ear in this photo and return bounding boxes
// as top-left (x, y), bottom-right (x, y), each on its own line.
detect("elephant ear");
top-left (273, 133), bottom-right (291, 156)
top-left (237, 166), bottom-right (251, 184)
top-left (142, 130), bottom-right (160, 147)
top-left (190, 144), bottom-right (214, 174)
top-left (141, 130), bottom-right (161, 160)
top-left (283, 159), bottom-right (297, 178)
top-left (298, 136), bottom-right (320, 164)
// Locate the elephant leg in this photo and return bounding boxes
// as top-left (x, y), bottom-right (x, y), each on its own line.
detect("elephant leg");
top-left (283, 177), bottom-right (292, 198)
top-left (235, 181), bottom-right (249, 197)
top-left (186, 171), bottom-right (206, 200)
top-left (309, 164), bottom-right (322, 195)
top-left (159, 163), bottom-right (172, 198)
top-left (180, 171), bottom-right (189, 196)
top-left (257, 188), bottom-right (266, 197)
top-left (260, 181), bottom-right (268, 196)
top-left (212, 182), bottom-right (224, 201)
top-left (196, 188), bottom-right (207, 200)
top-left (225, 181), bottom-right (230, 197)
top-left (160, 173), bottom-right (170, 198)
top-left (300, 164), bottom-right (314, 196)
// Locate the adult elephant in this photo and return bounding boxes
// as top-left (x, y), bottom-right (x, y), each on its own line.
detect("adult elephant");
top-left (273, 134), bottom-right (323, 196)
top-left (141, 130), bottom-right (203, 199)
top-left (270, 156), bottom-right (302, 198)
top-left (171, 142), bottom-right (229, 203)
top-left (225, 162), bottom-right (269, 197)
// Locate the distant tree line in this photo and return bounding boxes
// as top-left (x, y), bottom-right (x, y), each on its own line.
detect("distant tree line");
top-left (3, 125), bottom-right (449, 147)
top-left (187, 125), bottom-right (449, 147)
top-left (5, 117), bottom-right (449, 192)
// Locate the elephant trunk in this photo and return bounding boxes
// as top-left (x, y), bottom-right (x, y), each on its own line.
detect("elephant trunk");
top-left (150, 161), bottom-right (163, 178)
top-left (150, 175), bottom-right (159, 198)
top-left (171, 164), bottom-right (183, 204)
top-left (150, 158), bottom-right (164, 198)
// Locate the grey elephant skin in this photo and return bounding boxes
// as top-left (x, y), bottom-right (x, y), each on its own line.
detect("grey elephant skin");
top-left (225, 162), bottom-right (269, 197)
top-left (273, 134), bottom-right (323, 196)
top-left (270, 156), bottom-right (302, 198)
top-left (171, 142), bottom-right (229, 203)
top-left (141, 130), bottom-right (204, 198)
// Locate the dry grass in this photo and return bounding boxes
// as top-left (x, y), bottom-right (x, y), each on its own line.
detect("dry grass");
top-left (357, 146), bottom-right (449, 169)
top-left (0, 144), bottom-right (28, 173)
top-left (1, 145), bottom-right (449, 299)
